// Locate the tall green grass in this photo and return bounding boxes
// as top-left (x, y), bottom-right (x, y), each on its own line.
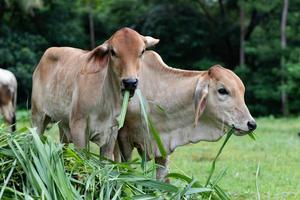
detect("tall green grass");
top-left (0, 126), bottom-right (234, 199)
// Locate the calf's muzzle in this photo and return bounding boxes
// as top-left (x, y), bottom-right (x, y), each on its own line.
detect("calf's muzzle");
top-left (122, 78), bottom-right (138, 97)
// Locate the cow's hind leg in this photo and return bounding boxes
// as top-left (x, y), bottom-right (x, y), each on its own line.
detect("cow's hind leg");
top-left (155, 156), bottom-right (170, 183)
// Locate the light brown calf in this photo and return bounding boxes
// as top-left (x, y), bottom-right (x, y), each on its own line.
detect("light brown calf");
top-left (116, 51), bottom-right (256, 180)
top-left (0, 68), bottom-right (17, 132)
top-left (31, 28), bottom-right (159, 158)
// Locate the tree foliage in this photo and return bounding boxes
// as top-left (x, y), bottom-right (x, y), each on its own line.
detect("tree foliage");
top-left (0, 0), bottom-right (300, 116)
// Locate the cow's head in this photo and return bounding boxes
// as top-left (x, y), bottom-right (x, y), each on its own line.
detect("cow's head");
top-left (194, 65), bottom-right (256, 135)
top-left (89, 28), bottom-right (159, 97)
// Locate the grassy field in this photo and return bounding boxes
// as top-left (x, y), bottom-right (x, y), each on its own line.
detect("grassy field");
top-left (13, 111), bottom-right (300, 199)
top-left (170, 117), bottom-right (300, 200)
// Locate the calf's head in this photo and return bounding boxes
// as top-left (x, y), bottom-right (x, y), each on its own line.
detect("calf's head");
top-left (89, 28), bottom-right (159, 97)
top-left (195, 65), bottom-right (256, 135)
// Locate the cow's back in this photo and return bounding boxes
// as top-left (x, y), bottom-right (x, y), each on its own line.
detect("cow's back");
top-left (0, 68), bottom-right (17, 108)
top-left (32, 47), bottom-right (88, 121)
top-left (0, 68), bottom-right (17, 91)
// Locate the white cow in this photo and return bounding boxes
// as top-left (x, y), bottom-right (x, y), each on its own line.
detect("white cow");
top-left (0, 68), bottom-right (17, 132)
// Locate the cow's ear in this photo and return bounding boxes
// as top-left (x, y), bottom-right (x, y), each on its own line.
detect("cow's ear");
top-left (90, 41), bottom-right (109, 57)
top-left (143, 36), bottom-right (159, 48)
top-left (82, 42), bottom-right (109, 74)
top-left (194, 73), bottom-right (210, 126)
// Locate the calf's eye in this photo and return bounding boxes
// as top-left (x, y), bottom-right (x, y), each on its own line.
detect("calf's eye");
top-left (218, 88), bottom-right (229, 95)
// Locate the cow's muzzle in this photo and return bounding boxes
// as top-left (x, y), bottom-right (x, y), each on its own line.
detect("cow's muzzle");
top-left (122, 78), bottom-right (138, 97)
top-left (232, 120), bottom-right (257, 136)
top-left (247, 120), bottom-right (257, 131)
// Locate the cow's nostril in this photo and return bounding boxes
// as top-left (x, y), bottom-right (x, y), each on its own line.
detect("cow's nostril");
top-left (122, 78), bottom-right (138, 88)
top-left (121, 78), bottom-right (138, 97)
top-left (247, 121), bottom-right (257, 131)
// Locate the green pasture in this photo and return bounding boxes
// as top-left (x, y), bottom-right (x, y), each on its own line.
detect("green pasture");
top-left (11, 111), bottom-right (300, 199)
top-left (170, 117), bottom-right (300, 199)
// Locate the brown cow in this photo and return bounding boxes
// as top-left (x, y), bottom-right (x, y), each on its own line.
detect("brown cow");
top-left (0, 68), bottom-right (17, 132)
top-left (31, 28), bottom-right (159, 158)
top-left (116, 51), bottom-right (256, 180)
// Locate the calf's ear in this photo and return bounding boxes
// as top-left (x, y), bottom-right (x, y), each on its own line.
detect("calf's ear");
top-left (194, 74), bottom-right (209, 126)
top-left (81, 41), bottom-right (109, 74)
top-left (143, 36), bottom-right (159, 48)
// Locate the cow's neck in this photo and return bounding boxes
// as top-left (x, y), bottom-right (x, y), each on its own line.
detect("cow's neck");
top-left (101, 64), bottom-right (121, 121)
top-left (140, 60), bottom-right (225, 156)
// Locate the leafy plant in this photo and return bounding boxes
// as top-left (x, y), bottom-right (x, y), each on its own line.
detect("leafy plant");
top-left (116, 91), bottom-right (130, 129)
top-left (0, 127), bottom-right (222, 199)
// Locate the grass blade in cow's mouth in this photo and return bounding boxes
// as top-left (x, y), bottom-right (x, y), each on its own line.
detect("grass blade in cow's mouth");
top-left (116, 90), bottom-right (130, 129)
top-left (205, 128), bottom-right (234, 187)
top-left (248, 131), bottom-right (256, 140)
top-left (116, 89), bottom-right (167, 158)
top-left (136, 89), bottom-right (167, 159)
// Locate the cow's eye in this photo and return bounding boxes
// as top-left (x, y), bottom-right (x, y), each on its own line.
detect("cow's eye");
top-left (111, 49), bottom-right (117, 57)
top-left (140, 49), bottom-right (145, 57)
top-left (218, 88), bottom-right (228, 95)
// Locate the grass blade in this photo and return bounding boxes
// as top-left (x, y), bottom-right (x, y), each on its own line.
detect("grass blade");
top-left (256, 163), bottom-right (261, 200)
top-left (213, 184), bottom-right (230, 200)
top-left (136, 89), bottom-right (167, 158)
top-left (116, 90), bottom-right (130, 129)
top-left (205, 128), bottom-right (234, 187)
top-left (0, 159), bottom-right (17, 198)
top-left (166, 173), bottom-right (192, 183)
top-left (184, 188), bottom-right (212, 195)
top-left (248, 131), bottom-right (256, 140)
top-left (136, 180), bottom-right (178, 193)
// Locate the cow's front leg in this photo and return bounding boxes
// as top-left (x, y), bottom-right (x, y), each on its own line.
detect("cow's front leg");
top-left (70, 117), bottom-right (87, 149)
top-left (116, 128), bottom-right (133, 162)
top-left (100, 126), bottom-right (118, 160)
top-left (113, 141), bottom-right (122, 162)
top-left (155, 156), bottom-right (170, 183)
top-left (58, 122), bottom-right (72, 144)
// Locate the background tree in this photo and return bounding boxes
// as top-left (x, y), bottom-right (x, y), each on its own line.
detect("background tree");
top-left (80, 0), bottom-right (103, 49)
top-left (280, 0), bottom-right (289, 116)
top-left (239, 0), bottom-right (245, 67)
top-left (1, 0), bottom-right (300, 117)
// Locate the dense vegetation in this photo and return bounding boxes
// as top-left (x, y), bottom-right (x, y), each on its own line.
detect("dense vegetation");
top-left (0, 0), bottom-right (300, 116)
top-left (1, 110), bottom-right (300, 199)
top-left (0, 111), bottom-right (234, 199)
